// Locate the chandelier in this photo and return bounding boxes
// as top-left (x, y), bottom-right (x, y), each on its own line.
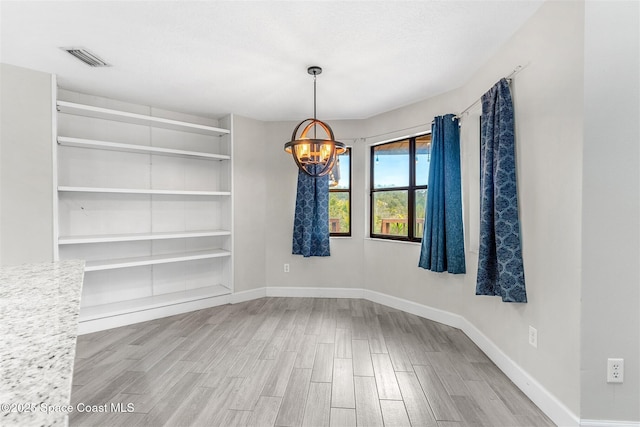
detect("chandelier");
top-left (284, 66), bottom-right (346, 177)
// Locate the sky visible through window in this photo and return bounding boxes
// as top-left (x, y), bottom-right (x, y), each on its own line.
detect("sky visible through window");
top-left (374, 153), bottom-right (430, 187)
top-left (334, 155), bottom-right (350, 189)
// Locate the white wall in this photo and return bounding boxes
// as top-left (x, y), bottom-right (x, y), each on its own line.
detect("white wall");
top-left (233, 115), bottom-right (268, 292)
top-left (581, 0), bottom-right (640, 422)
top-left (0, 63), bottom-right (54, 266)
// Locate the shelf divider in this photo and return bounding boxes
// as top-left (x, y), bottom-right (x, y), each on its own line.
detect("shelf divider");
top-left (58, 136), bottom-right (230, 160)
top-left (59, 230), bottom-right (231, 245)
top-left (84, 249), bottom-right (231, 272)
top-left (58, 186), bottom-right (230, 196)
top-left (57, 101), bottom-right (230, 136)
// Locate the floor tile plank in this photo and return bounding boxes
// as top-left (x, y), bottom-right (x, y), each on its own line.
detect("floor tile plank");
top-left (230, 358), bottom-right (276, 410)
top-left (335, 328), bottom-right (353, 358)
top-left (354, 376), bottom-right (384, 427)
top-left (371, 353), bottom-right (402, 400)
top-left (135, 372), bottom-right (203, 426)
top-left (351, 339), bottom-right (374, 377)
top-left (220, 409), bottom-right (253, 427)
top-left (463, 380), bottom-right (521, 426)
top-left (302, 382), bottom-right (331, 426)
top-left (380, 399), bottom-right (412, 427)
top-left (158, 385), bottom-right (217, 427)
top-left (294, 334), bottom-right (318, 369)
top-left (275, 368), bottom-right (312, 427)
top-left (414, 364), bottom-right (462, 422)
top-left (331, 358), bottom-right (355, 409)
top-left (395, 371), bottom-right (438, 427)
top-left (330, 407), bottom-right (357, 427)
top-left (190, 377), bottom-right (246, 426)
top-left (385, 335), bottom-right (413, 372)
top-left (311, 343), bottom-right (335, 383)
top-left (261, 351), bottom-right (297, 398)
top-left (247, 396), bottom-right (283, 427)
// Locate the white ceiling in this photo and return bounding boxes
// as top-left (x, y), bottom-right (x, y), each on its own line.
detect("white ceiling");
top-left (0, 1), bottom-right (543, 122)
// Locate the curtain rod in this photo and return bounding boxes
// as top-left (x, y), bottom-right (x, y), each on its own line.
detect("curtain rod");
top-left (453, 63), bottom-right (528, 120)
top-left (347, 63), bottom-right (529, 142)
top-left (347, 123), bottom-right (431, 144)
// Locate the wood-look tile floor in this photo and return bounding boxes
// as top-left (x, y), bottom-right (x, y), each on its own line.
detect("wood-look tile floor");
top-left (70, 297), bottom-right (556, 426)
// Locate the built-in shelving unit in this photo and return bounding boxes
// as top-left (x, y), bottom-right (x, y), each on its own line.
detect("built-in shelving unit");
top-left (55, 92), bottom-right (233, 333)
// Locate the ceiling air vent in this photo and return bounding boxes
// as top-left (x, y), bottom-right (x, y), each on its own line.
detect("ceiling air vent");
top-left (61, 47), bottom-right (110, 67)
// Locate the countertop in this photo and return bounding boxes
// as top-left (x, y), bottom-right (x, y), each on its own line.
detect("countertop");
top-left (0, 260), bottom-right (85, 426)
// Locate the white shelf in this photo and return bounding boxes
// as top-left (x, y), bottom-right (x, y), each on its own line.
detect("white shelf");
top-left (58, 186), bottom-right (230, 196)
top-left (58, 137), bottom-right (231, 160)
top-left (59, 230), bottom-right (231, 245)
top-left (84, 249), bottom-right (231, 272)
top-left (57, 101), bottom-right (230, 137)
top-left (79, 284), bottom-right (231, 322)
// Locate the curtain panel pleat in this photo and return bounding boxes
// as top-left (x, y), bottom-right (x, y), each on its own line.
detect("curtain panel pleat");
top-left (418, 114), bottom-right (466, 274)
top-left (292, 167), bottom-right (330, 257)
top-left (475, 78), bottom-right (527, 302)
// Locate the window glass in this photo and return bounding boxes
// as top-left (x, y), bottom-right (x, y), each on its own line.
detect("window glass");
top-left (414, 189), bottom-right (427, 238)
top-left (329, 192), bottom-right (350, 234)
top-left (373, 141), bottom-right (409, 189)
top-left (415, 134), bottom-right (432, 186)
top-left (372, 190), bottom-right (409, 237)
top-left (331, 152), bottom-right (350, 189)
top-left (329, 148), bottom-right (351, 236)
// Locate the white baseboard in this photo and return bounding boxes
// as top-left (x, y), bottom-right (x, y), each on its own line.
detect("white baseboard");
top-left (362, 289), bottom-right (466, 329)
top-left (230, 287), bottom-right (267, 304)
top-left (581, 420), bottom-right (640, 427)
top-left (266, 286), bottom-right (364, 299)
top-left (263, 285), bottom-right (581, 427)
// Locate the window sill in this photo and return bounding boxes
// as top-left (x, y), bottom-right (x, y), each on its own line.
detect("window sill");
top-left (364, 237), bottom-right (421, 246)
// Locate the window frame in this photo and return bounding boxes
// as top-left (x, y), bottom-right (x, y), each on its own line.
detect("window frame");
top-left (369, 134), bottom-right (430, 242)
top-left (329, 147), bottom-right (352, 237)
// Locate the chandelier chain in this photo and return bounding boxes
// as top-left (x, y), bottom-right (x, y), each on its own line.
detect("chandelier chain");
top-left (313, 74), bottom-right (317, 139)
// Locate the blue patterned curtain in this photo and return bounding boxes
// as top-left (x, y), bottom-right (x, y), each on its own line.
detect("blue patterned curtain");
top-left (292, 166), bottom-right (330, 257)
top-left (418, 114), bottom-right (466, 274)
top-left (476, 79), bottom-right (527, 302)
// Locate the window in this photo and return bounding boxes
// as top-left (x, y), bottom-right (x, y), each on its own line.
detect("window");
top-left (370, 134), bottom-right (431, 241)
top-left (329, 148), bottom-right (351, 236)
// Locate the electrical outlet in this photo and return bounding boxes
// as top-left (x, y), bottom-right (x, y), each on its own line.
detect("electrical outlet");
top-left (528, 326), bottom-right (538, 348)
top-left (284, 263), bottom-right (290, 273)
top-left (607, 358), bottom-right (624, 383)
